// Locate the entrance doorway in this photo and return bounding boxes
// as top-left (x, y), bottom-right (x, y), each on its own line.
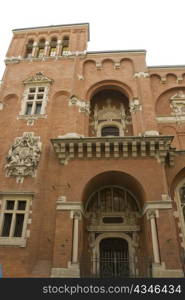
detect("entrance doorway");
top-left (99, 238), bottom-right (129, 277)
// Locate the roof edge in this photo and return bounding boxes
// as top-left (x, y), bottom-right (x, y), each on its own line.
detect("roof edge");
top-left (12, 23), bottom-right (90, 41)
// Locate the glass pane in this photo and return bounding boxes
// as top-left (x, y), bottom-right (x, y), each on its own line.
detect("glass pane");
top-left (38, 87), bottom-right (45, 92)
top-left (13, 214), bottom-right (24, 237)
top-left (35, 103), bottom-right (42, 114)
top-left (29, 88), bottom-right (36, 93)
top-left (28, 94), bottom-right (34, 100)
top-left (6, 200), bottom-right (15, 210)
top-left (25, 103), bottom-right (32, 115)
top-left (18, 201), bottom-right (26, 210)
top-left (1, 214), bottom-right (12, 237)
top-left (37, 94), bottom-right (44, 99)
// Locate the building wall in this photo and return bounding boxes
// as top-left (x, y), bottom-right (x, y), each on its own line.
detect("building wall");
top-left (0, 23), bottom-right (185, 277)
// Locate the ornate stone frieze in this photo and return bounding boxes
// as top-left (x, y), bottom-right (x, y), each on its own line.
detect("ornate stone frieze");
top-left (90, 98), bottom-right (127, 135)
top-left (170, 91), bottom-right (185, 116)
top-left (23, 72), bottom-right (53, 85)
top-left (5, 132), bottom-right (41, 183)
top-left (134, 72), bottom-right (150, 78)
top-left (68, 95), bottom-right (90, 114)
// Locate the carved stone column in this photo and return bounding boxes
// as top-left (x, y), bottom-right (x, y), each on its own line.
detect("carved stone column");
top-left (32, 42), bottom-right (38, 57)
top-left (56, 40), bottom-right (62, 56)
top-left (147, 210), bottom-right (160, 264)
top-left (72, 211), bottom-right (81, 263)
top-left (44, 41), bottom-right (50, 56)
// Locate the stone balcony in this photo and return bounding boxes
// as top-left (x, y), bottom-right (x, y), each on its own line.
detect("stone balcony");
top-left (51, 135), bottom-right (175, 166)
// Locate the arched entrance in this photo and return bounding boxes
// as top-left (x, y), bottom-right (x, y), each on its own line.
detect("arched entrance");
top-left (80, 171), bottom-right (149, 277)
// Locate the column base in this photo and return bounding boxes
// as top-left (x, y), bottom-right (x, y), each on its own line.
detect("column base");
top-left (152, 262), bottom-right (184, 278)
top-left (51, 262), bottom-right (80, 278)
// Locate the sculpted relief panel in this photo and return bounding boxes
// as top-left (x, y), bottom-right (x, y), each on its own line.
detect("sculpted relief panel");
top-left (5, 132), bottom-right (42, 183)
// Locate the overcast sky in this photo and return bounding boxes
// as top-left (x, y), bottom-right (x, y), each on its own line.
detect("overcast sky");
top-left (0, 0), bottom-right (185, 79)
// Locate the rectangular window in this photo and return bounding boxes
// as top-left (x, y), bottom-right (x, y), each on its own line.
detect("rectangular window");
top-left (24, 86), bottom-right (47, 115)
top-left (0, 196), bottom-right (31, 247)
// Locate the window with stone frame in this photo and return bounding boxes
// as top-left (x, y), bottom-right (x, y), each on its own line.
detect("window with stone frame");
top-left (25, 39), bottom-right (34, 58)
top-left (24, 86), bottom-right (46, 115)
top-left (0, 194), bottom-right (32, 247)
top-left (61, 36), bottom-right (69, 55)
top-left (37, 38), bottom-right (45, 58)
top-left (20, 72), bottom-right (53, 117)
top-left (49, 37), bottom-right (57, 57)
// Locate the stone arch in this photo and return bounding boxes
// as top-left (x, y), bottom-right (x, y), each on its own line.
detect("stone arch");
top-left (88, 81), bottom-right (133, 137)
top-left (86, 79), bottom-right (133, 101)
top-left (82, 170), bottom-right (146, 209)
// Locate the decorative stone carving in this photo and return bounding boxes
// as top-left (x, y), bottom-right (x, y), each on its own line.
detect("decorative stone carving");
top-left (68, 95), bottom-right (90, 114)
top-left (91, 98), bottom-right (127, 135)
top-left (88, 232), bottom-right (95, 248)
top-left (134, 72), bottom-right (150, 78)
top-left (23, 72), bottom-right (53, 85)
top-left (5, 132), bottom-right (41, 183)
top-left (170, 91), bottom-right (185, 116)
top-left (129, 98), bottom-right (142, 113)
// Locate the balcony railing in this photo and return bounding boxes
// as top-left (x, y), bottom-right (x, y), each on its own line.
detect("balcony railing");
top-left (51, 135), bottom-right (175, 166)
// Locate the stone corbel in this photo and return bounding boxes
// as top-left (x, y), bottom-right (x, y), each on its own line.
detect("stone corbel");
top-left (134, 72), bottom-right (150, 78)
top-left (160, 77), bottom-right (167, 84)
top-left (69, 95), bottom-right (90, 114)
top-left (114, 62), bottom-right (121, 69)
top-left (96, 62), bottom-right (102, 70)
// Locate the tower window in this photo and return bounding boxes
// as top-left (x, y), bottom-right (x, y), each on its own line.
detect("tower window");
top-left (101, 126), bottom-right (120, 136)
top-left (37, 39), bottom-right (45, 58)
top-left (25, 40), bottom-right (34, 58)
top-left (49, 38), bottom-right (57, 56)
top-left (61, 36), bottom-right (69, 55)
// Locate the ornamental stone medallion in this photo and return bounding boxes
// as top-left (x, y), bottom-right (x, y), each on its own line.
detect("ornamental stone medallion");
top-left (5, 132), bottom-right (41, 183)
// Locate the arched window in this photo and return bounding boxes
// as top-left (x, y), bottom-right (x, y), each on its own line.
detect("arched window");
top-left (37, 39), bottom-right (45, 58)
top-left (86, 186), bottom-right (139, 213)
top-left (25, 40), bottom-right (34, 58)
top-left (101, 126), bottom-right (119, 136)
top-left (61, 36), bottom-right (69, 55)
top-left (49, 37), bottom-right (57, 56)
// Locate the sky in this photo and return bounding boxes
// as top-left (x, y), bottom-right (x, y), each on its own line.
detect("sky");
top-left (0, 0), bottom-right (185, 79)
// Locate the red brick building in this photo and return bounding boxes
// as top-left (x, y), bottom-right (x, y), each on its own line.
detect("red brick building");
top-left (0, 23), bottom-right (185, 278)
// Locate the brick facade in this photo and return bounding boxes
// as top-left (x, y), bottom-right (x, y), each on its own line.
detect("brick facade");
top-left (0, 23), bottom-right (185, 278)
